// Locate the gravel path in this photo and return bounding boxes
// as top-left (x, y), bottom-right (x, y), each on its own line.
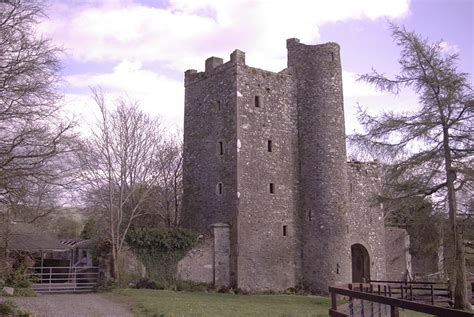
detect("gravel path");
top-left (0, 293), bottom-right (134, 317)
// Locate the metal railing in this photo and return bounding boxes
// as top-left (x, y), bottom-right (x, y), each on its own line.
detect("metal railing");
top-left (28, 266), bottom-right (99, 293)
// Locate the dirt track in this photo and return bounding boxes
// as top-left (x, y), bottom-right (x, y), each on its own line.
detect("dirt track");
top-left (0, 293), bottom-right (133, 317)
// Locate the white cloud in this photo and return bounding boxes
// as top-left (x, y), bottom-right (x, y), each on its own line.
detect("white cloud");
top-left (40, 0), bottom-right (410, 132)
top-left (42, 0), bottom-right (411, 72)
top-left (342, 71), bottom-right (383, 97)
top-left (438, 41), bottom-right (460, 55)
top-left (65, 60), bottom-right (184, 129)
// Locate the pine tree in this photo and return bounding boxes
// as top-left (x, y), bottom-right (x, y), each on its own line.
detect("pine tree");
top-left (351, 24), bottom-right (473, 310)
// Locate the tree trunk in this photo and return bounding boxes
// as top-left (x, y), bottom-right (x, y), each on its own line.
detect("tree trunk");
top-left (111, 245), bottom-right (119, 282)
top-left (442, 121), bottom-right (471, 310)
top-left (1, 208), bottom-right (11, 261)
top-left (454, 234), bottom-right (469, 310)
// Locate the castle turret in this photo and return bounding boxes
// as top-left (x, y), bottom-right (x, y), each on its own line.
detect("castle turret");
top-left (287, 38), bottom-right (351, 291)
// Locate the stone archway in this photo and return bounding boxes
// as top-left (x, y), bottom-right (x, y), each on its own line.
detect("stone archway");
top-left (351, 243), bottom-right (370, 283)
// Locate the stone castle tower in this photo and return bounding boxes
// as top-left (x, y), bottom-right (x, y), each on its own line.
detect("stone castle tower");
top-left (181, 39), bottom-right (398, 292)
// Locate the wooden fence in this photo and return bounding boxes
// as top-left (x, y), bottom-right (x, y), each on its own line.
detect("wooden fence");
top-left (368, 280), bottom-right (452, 306)
top-left (329, 283), bottom-right (474, 317)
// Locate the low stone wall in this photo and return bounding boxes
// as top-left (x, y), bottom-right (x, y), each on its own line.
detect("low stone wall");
top-left (176, 236), bottom-right (213, 284)
top-left (385, 227), bottom-right (411, 281)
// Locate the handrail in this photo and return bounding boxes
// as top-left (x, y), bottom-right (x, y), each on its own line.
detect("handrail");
top-left (368, 279), bottom-right (447, 285)
top-left (29, 266), bottom-right (99, 269)
top-left (329, 285), bottom-right (473, 317)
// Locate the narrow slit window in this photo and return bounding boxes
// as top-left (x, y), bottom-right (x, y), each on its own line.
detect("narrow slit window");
top-left (331, 52), bottom-right (335, 61)
top-left (282, 225), bottom-right (287, 236)
top-left (217, 100), bottom-right (221, 111)
top-left (269, 183), bottom-right (274, 194)
top-left (217, 183), bottom-right (223, 195)
top-left (218, 141), bottom-right (224, 155)
top-left (267, 140), bottom-right (272, 152)
top-left (254, 95), bottom-right (261, 108)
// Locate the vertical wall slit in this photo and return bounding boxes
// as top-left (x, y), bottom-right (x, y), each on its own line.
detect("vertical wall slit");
top-left (254, 95), bottom-right (260, 108)
top-left (219, 141), bottom-right (223, 155)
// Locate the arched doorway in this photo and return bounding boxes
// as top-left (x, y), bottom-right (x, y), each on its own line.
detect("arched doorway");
top-left (351, 244), bottom-right (370, 283)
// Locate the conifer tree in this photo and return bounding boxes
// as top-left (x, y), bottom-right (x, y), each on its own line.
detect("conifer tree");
top-left (351, 24), bottom-right (473, 310)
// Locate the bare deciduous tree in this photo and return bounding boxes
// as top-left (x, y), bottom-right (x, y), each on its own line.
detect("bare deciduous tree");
top-left (79, 89), bottom-right (168, 280)
top-left (0, 0), bottom-right (78, 260)
top-left (148, 135), bottom-right (183, 229)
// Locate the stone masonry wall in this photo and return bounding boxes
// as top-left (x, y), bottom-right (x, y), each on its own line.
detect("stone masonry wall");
top-left (176, 236), bottom-right (213, 284)
top-left (182, 56), bottom-right (239, 235)
top-left (287, 39), bottom-right (351, 291)
top-left (181, 39), bottom-right (398, 293)
top-left (385, 227), bottom-right (412, 280)
top-left (347, 161), bottom-right (387, 281)
top-left (212, 223), bottom-right (231, 288)
top-left (235, 64), bottom-right (300, 291)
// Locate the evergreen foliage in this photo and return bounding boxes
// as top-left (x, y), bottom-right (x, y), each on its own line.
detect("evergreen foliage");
top-left (351, 24), bottom-right (473, 310)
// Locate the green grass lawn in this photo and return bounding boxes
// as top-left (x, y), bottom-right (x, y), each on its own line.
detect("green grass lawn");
top-left (110, 289), bottom-right (433, 317)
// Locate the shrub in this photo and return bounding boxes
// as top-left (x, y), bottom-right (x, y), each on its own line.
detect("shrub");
top-left (96, 279), bottom-right (118, 292)
top-left (0, 300), bottom-right (18, 314)
top-left (14, 288), bottom-right (36, 297)
top-left (4, 266), bottom-right (32, 288)
top-left (0, 300), bottom-right (34, 316)
top-left (135, 278), bottom-right (158, 289)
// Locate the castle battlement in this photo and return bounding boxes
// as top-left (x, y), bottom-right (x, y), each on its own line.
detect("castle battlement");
top-left (185, 49), bottom-right (247, 87)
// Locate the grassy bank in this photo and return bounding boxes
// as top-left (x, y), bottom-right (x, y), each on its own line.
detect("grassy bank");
top-left (112, 289), bottom-right (332, 316)
top-left (110, 289), bottom-right (431, 317)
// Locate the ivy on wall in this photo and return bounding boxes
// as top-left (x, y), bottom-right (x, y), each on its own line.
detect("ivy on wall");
top-left (126, 228), bottom-right (197, 283)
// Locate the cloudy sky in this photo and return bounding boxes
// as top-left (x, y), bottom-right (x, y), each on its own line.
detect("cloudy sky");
top-left (39, 0), bottom-right (473, 134)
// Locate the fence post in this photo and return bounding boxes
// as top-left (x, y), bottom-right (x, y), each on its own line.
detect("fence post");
top-left (361, 297), bottom-right (365, 317)
top-left (370, 295), bottom-right (374, 317)
top-left (74, 267), bottom-right (76, 292)
top-left (348, 284), bottom-right (354, 317)
top-left (400, 284), bottom-right (404, 299)
top-left (49, 267), bottom-right (52, 292)
top-left (409, 284), bottom-right (413, 300)
top-left (331, 290), bottom-right (337, 310)
top-left (390, 306), bottom-right (399, 317)
top-left (430, 284), bottom-right (434, 305)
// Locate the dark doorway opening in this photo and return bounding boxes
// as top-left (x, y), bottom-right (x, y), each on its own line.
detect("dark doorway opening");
top-left (351, 243), bottom-right (370, 283)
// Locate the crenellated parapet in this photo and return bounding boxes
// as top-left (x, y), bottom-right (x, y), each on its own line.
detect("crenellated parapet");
top-left (184, 50), bottom-right (246, 87)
